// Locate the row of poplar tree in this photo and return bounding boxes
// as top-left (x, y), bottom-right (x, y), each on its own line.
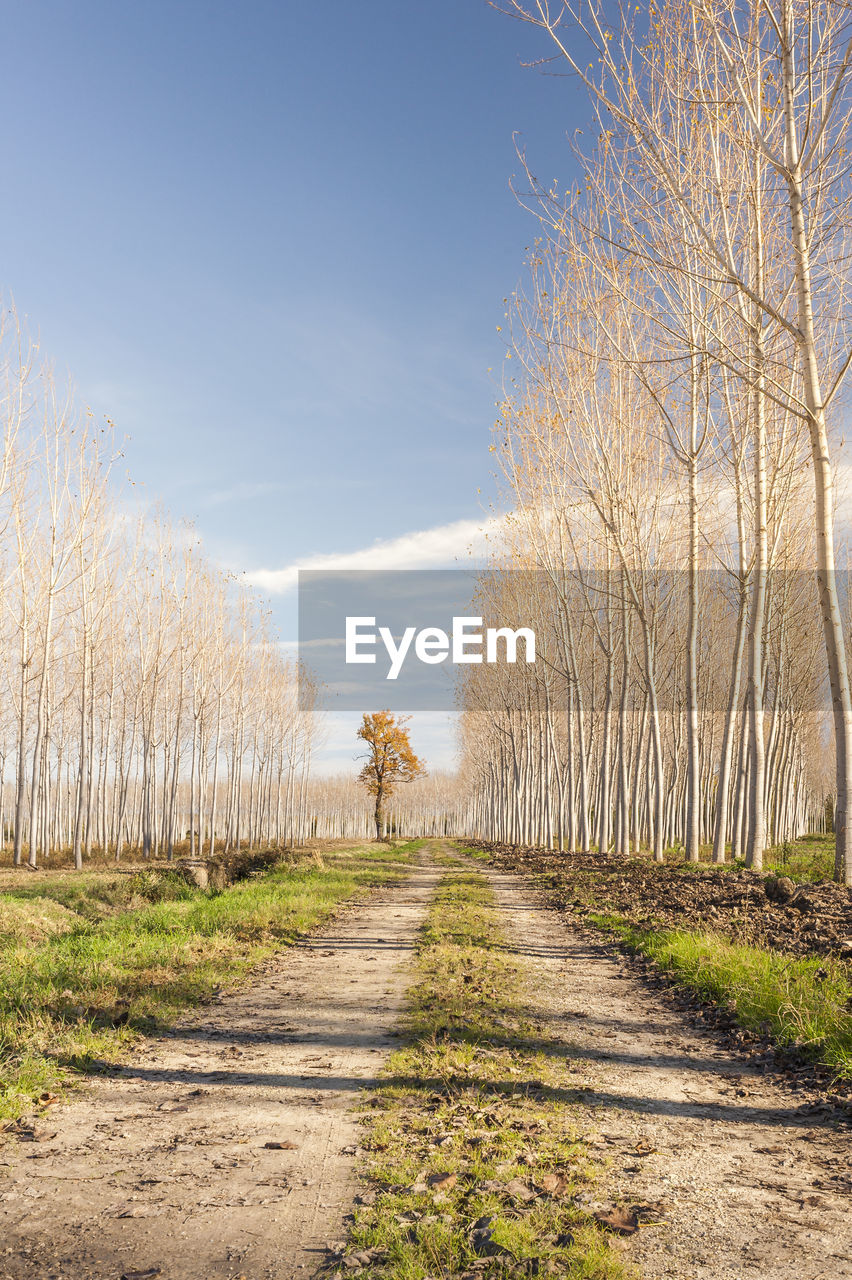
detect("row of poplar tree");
top-left (457, 0), bottom-right (852, 885)
top-left (0, 316), bottom-right (319, 868)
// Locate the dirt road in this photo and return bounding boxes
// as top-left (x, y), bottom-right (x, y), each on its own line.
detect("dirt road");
top-left (488, 865), bottom-right (852, 1280)
top-left (2, 846), bottom-right (850, 1280)
top-left (0, 857), bottom-right (438, 1280)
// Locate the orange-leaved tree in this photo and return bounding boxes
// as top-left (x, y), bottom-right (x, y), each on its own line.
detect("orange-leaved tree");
top-left (356, 710), bottom-right (425, 841)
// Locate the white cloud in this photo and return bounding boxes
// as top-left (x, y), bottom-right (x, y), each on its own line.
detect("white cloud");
top-left (244, 514), bottom-right (506, 596)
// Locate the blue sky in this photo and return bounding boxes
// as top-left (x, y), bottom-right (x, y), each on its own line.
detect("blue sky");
top-left (3, 1), bottom-right (591, 770)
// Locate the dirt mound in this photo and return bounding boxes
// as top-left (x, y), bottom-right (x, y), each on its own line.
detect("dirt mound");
top-left (0, 897), bottom-right (82, 943)
top-left (467, 842), bottom-right (852, 960)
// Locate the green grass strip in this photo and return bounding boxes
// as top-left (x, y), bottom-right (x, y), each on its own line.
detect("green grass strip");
top-left (342, 862), bottom-right (635, 1280)
top-left (0, 841), bottom-right (421, 1123)
top-left (591, 914), bottom-right (852, 1080)
top-left (667, 833), bottom-right (836, 883)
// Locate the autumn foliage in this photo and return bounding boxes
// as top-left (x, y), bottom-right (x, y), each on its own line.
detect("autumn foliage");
top-left (356, 711), bottom-right (425, 840)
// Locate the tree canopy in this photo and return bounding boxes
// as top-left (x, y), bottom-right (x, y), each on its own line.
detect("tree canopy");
top-left (357, 711), bottom-right (425, 840)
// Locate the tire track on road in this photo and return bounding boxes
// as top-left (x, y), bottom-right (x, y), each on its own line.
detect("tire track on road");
top-left (488, 864), bottom-right (852, 1280)
top-left (0, 853), bottom-right (439, 1280)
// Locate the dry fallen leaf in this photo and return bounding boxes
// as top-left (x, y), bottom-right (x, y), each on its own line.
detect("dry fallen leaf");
top-left (504, 1177), bottom-right (538, 1203)
top-left (538, 1172), bottom-right (569, 1196)
top-left (427, 1172), bottom-right (457, 1193)
top-left (593, 1206), bottom-right (640, 1235)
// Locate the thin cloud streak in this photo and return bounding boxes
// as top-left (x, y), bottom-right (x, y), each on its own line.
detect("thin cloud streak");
top-left (200, 481), bottom-right (290, 509)
top-left (245, 514), bottom-right (506, 595)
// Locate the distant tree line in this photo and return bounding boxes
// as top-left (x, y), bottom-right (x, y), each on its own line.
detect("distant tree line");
top-left (0, 312), bottom-right (318, 867)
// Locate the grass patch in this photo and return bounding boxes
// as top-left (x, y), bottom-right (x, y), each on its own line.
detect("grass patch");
top-left (661, 833), bottom-right (836, 882)
top-left (763, 833), bottom-right (836, 883)
top-left (453, 845), bottom-right (492, 862)
top-left (0, 840), bottom-right (421, 1124)
top-left (671, 833), bottom-right (835, 882)
top-left (340, 862), bottom-right (636, 1280)
top-left (591, 914), bottom-right (852, 1081)
top-left (0, 867), bottom-right (203, 934)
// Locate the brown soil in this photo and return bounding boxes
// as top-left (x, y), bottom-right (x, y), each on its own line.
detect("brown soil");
top-left (0, 856), bottom-right (439, 1280)
top-left (470, 841), bottom-right (852, 960)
